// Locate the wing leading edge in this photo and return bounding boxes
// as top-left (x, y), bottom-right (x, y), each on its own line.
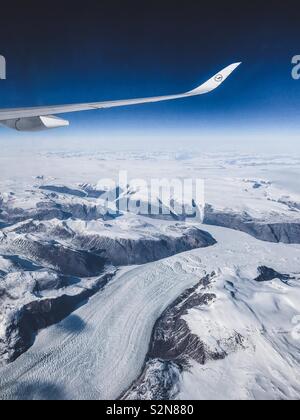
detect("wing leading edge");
top-left (0, 62), bottom-right (241, 130)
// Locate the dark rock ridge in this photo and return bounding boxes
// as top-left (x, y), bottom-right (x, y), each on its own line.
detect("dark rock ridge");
top-left (274, 197), bottom-right (300, 212)
top-left (0, 199), bottom-right (116, 226)
top-left (146, 274), bottom-right (226, 368)
top-left (40, 184), bottom-right (106, 199)
top-left (0, 269), bottom-right (115, 364)
top-left (204, 205), bottom-right (300, 244)
top-left (2, 221), bottom-right (217, 268)
top-left (66, 227), bottom-right (216, 266)
top-left (0, 234), bottom-right (106, 277)
top-left (1, 255), bottom-right (43, 272)
top-left (124, 265), bottom-right (295, 400)
top-left (123, 360), bottom-right (182, 401)
top-left (254, 266), bottom-right (295, 283)
top-left (123, 272), bottom-right (247, 400)
top-left (123, 275), bottom-right (222, 400)
top-left (39, 185), bottom-right (88, 198)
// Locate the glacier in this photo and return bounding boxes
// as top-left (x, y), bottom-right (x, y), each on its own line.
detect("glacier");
top-left (0, 150), bottom-right (300, 400)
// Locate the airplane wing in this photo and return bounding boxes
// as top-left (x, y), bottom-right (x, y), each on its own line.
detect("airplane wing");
top-left (0, 62), bottom-right (241, 131)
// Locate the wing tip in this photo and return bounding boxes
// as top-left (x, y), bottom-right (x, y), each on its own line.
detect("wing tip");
top-left (188, 61), bottom-right (241, 95)
top-left (217, 61), bottom-right (242, 81)
top-left (228, 62), bottom-right (242, 71)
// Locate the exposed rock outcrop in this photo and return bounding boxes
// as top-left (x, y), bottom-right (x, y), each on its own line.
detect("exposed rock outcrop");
top-left (204, 205), bottom-right (300, 244)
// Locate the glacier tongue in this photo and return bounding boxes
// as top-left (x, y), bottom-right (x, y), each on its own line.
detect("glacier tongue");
top-left (0, 225), bottom-right (299, 400)
top-left (0, 192), bottom-right (216, 366)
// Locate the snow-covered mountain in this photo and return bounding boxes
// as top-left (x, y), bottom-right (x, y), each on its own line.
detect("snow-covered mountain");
top-left (0, 150), bottom-right (299, 400)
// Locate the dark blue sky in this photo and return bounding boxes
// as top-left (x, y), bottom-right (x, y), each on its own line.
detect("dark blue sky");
top-left (0, 0), bottom-right (300, 147)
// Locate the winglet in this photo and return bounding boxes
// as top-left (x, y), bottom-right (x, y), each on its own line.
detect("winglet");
top-left (187, 62), bottom-right (241, 96)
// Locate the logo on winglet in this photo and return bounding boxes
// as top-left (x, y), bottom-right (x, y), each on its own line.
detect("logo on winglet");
top-left (214, 74), bottom-right (223, 83)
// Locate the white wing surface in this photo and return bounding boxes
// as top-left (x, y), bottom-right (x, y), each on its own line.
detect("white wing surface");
top-left (0, 62), bottom-right (241, 131)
